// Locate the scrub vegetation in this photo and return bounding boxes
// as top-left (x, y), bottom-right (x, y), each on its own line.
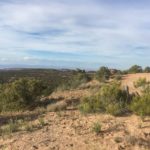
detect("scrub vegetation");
top-left (0, 66), bottom-right (150, 150)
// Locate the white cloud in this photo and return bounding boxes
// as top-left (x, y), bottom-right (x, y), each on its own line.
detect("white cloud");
top-left (0, 0), bottom-right (150, 69)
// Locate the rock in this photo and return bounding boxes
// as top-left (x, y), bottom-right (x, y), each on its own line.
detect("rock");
top-left (33, 145), bottom-right (38, 149)
top-left (114, 137), bottom-right (123, 143)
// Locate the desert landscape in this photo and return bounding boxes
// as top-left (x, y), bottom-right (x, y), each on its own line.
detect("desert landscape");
top-left (0, 70), bottom-right (149, 150)
top-left (0, 1), bottom-right (150, 150)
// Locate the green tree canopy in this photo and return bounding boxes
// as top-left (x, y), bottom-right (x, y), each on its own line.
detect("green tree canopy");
top-left (128, 65), bottom-right (143, 73)
top-left (96, 66), bottom-right (111, 82)
top-left (144, 66), bottom-right (150, 73)
top-left (0, 78), bottom-right (54, 112)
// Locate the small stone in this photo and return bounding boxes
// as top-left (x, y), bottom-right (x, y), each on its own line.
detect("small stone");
top-left (114, 137), bottom-right (123, 143)
top-left (118, 145), bottom-right (125, 150)
top-left (33, 145), bottom-right (38, 149)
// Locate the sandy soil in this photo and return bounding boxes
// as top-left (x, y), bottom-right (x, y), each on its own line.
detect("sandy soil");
top-left (122, 73), bottom-right (150, 93)
top-left (0, 110), bottom-right (149, 150)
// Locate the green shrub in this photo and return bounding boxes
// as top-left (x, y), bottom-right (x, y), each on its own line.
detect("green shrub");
top-left (128, 65), bottom-right (143, 73)
top-left (0, 119), bottom-right (20, 136)
top-left (58, 69), bottom-right (91, 90)
top-left (24, 123), bottom-right (34, 132)
top-left (79, 96), bottom-right (105, 114)
top-left (96, 66), bottom-right (111, 82)
top-left (144, 66), bottom-right (150, 73)
top-left (0, 78), bottom-right (53, 112)
top-left (71, 69), bottom-right (91, 88)
top-left (134, 78), bottom-right (147, 88)
top-left (114, 74), bottom-right (122, 81)
top-left (106, 102), bottom-right (127, 116)
top-left (74, 69), bottom-right (91, 81)
top-left (130, 82), bottom-right (150, 116)
top-left (99, 82), bottom-right (129, 104)
top-left (79, 82), bottom-right (130, 116)
top-left (78, 100), bottom-right (92, 114)
top-left (130, 93), bottom-right (150, 116)
top-left (38, 117), bottom-right (46, 127)
top-left (92, 122), bottom-right (102, 134)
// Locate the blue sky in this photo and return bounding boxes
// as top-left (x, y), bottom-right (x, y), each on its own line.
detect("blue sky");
top-left (0, 0), bottom-right (150, 70)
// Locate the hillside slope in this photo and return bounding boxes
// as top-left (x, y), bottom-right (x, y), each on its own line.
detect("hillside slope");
top-left (0, 75), bottom-right (150, 150)
top-left (122, 73), bottom-right (150, 93)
